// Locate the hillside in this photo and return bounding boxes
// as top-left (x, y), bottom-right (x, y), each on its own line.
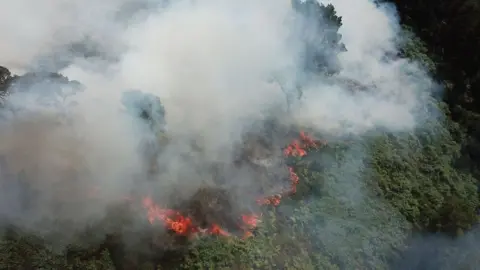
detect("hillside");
top-left (0, 0), bottom-right (479, 269)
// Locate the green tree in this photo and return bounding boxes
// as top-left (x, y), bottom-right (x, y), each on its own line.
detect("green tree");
top-left (381, 0), bottom-right (480, 182)
top-left (292, 0), bottom-right (347, 75)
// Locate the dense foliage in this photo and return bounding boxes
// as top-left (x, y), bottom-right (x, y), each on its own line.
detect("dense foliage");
top-left (1, 0), bottom-right (479, 269)
top-left (380, 0), bottom-right (480, 180)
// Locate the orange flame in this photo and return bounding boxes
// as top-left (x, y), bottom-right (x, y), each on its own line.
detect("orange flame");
top-left (240, 214), bottom-right (260, 239)
top-left (299, 131), bottom-right (319, 148)
top-left (140, 131), bottom-right (323, 239)
top-left (242, 231), bottom-right (254, 239)
top-left (284, 139), bottom-right (307, 157)
top-left (208, 224), bottom-right (231, 237)
top-left (241, 214), bottom-right (260, 228)
top-left (142, 197), bottom-right (198, 235)
top-left (257, 194), bottom-right (282, 206)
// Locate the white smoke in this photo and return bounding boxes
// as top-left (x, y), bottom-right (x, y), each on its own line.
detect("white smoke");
top-left (0, 0), bottom-right (435, 137)
top-left (294, 0), bottom-right (435, 135)
top-left (0, 0), bottom-right (436, 249)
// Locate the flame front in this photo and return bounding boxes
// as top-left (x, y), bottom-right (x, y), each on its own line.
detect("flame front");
top-left (141, 131), bottom-right (322, 239)
top-left (143, 197), bottom-right (197, 235)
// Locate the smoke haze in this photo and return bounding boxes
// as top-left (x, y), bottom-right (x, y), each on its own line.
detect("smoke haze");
top-left (0, 0), bottom-right (438, 259)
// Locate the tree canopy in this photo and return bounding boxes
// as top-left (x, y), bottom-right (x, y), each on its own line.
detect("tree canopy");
top-left (0, 0), bottom-right (479, 269)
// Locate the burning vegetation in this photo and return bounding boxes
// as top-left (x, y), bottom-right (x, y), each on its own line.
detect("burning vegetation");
top-left (114, 90), bottom-right (326, 242)
top-left (0, 81), bottom-right (329, 268)
top-left (140, 130), bottom-right (323, 240)
top-left (75, 121), bottom-right (326, 268)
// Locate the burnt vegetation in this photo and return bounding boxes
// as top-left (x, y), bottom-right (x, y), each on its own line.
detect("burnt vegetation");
top-left (0, 0), bottom-right (480, 269)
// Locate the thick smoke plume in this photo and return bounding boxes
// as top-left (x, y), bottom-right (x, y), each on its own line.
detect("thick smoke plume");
top-left (0, 0), bottom-right (436, 254)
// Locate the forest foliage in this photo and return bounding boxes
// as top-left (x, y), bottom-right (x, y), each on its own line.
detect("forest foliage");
top-left (0, 0), bottom-right (479, 269)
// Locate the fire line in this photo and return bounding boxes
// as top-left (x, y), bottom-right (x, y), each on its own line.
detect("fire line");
top-left (141, 131), bottom-right (322, 239)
